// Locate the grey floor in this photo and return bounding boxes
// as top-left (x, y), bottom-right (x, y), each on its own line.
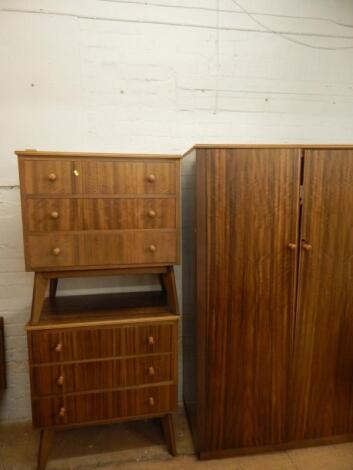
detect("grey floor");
top-left (1, 410), bottom-right (353, 469)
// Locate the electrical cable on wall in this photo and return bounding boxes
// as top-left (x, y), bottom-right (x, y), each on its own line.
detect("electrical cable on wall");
top-left (231, 0), bottom-right (353, 50)
top-left (3, 2), bottom-right (353, 50)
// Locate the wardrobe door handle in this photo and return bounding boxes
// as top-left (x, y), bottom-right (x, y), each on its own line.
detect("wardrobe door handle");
top-left (287, 243), bottom-right (297, 251)
top-left (302, 243), bottom-right (312, 251)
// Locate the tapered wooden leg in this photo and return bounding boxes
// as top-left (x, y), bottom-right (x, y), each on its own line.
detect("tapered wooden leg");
top-left (161, 413), bottom-right (177, 456)
top-left (37, 429), bottom-right (54, 470)
top-left (31, 273), bottom-right (49, 324)
top-left (49, 279), bottom-right (58, 299)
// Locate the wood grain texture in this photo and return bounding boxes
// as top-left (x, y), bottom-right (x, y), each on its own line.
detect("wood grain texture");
top-left (25, 290), bottom-right (178, 330)
top-left (194, 148), bottom-right (301, 452)
top-left (30, 354), bottom-right (174, 397)
top-left (181, 149), bottom-right (198, 447)
top-left (21, 160), bottom-right (82, 195)
top-left (18, 154), bottom-right (180, 271)
top-left (37, 429), bottom-right (54, 470)
top-left (20, 159), bottom-right (177, 196)
top-left (32, 384), bottom-right (177, 427)
top-left (27, 230), bottom-right (177, 269)
top-left (26, 198), bottom-right (176, 232)
top-left (0, 317), bottom-right (6, 389)
top-left (31, 273), bottom-right (49, 323)
top-left (17, 150), bottom-right (180, 467)
top-left (80, 161), bottom-right (176, 195)
top-left (290, 149), bottom-right (353, 441)
top-left (161, 413), bottom-right (177, 456)
top-left (16, 150), bottom-right (181, 159)
top-left (28, 322), bottom-right (176, 364)
top-left (183, 144), bottom-right (353, 157)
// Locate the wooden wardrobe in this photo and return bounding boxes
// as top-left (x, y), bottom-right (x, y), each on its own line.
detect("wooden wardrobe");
top-left (182, 145), bottom-right (353, 459)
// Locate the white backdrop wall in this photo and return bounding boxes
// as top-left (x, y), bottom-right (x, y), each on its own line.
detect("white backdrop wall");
top-left (1, 0), bottom-right (353, 421)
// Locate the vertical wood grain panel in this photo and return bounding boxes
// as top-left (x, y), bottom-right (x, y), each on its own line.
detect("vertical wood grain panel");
top-left (22, 160), bottom-right (82, 194)
top-left (290, 149), bottom-right (353, 440)
top-left (0, 317), bottom-right (6, 389)
top-left (199, 148), bottom-right (301, 451)
top-left (27, 231), bottom-right (177, 268)
top-left (81, 161), bottom-right (176, 195)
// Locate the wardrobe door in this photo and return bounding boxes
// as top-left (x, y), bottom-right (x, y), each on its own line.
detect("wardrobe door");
top-left (290, 149), bottom-right (353, 441)
top-left (197, 148), bottom-right (301, 454)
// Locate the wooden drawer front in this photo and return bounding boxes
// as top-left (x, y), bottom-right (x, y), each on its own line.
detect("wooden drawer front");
top-left (29, 324), bottom-right (175, 364)
top-left (26, 198), bottom-right (176, 232)
top-left (31, 355), bottom-right (174, 396)
top-left (80, 161), bottom-right (176, 195)
top-left (32, 385), bottom-right (177, 427)
top-left (81, 198), bottom-right (176, 230)
top-left (21, 160), bottom-right (82, 195)
top-left (27, 231), bottom-right (177, 269)
top-left (26, 199), bottom-right (82, 232)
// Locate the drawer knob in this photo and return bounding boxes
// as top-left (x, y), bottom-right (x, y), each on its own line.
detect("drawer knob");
top-left (55, 343), bottom-right (63, 353)
top-left (147, 174), bottom-right (156, 183)
top-left (50, 211), bottom-right (59, 220)
top-left (148, 366), bottom-right (155, 376)
top-left (52, 247), bottom-right (61, 256)
top-left (302, 242), bottom-right (312, 251)
top-left (59, 407), bottom-right (66, 417)
top-left (148, 397), bottom-right (155, 406)
top-left (48, 173), bottom-right (57, 182)
top-left (149, 244), bottom-right (156, 253)
top-left (148, 336), bottom-right (155, 345)
top-left (57, 375), bottom-right (65, 386)
top-left (73, 169), bottom-right (80, 176)
top-left (148, 210), bottom-right (156, 218)
top-left (287, 242), bottom-right (297, 251)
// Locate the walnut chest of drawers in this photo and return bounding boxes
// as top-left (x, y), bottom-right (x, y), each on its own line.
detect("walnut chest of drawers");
top-left (16, 150), bottom-right (181, 470)
top-left (17, 150), bottom-right (180, 270)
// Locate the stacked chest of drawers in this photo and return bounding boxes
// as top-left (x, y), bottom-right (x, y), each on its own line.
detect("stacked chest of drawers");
top-left (16, 150), bottom-right (181, 470)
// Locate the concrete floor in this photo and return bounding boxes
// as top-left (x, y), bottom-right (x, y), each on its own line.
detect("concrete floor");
top-left (1, 410), bottom-right (353, 469)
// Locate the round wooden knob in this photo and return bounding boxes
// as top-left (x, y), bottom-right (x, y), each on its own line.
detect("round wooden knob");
top-left (57, 375), bottom-right (64, 386)
top-left (287, 243), bottom-right (297, 251)
top-left (149, 244), bottom-right (156, 253)
top-left (48, 173), bottom-right (57, 182)
top-left (148, 210), bottom-right (156, 218)
top-left (148, 397), bottom-right (155, 406)
top-left (302, 243), bottom-right (312, 251)
top-left (148, 366), bottom-right (155, 376)
top-left (59, 407), bottom-right (66, 417)
top-left (55, 343), bottom-right (63, 352)
top-left (148, 336), bottom-right (155, 345)
top-left (147, 174), bottom-right (156, 183)
top-left (50, 211), bottom-right (59, 220)
top-left (52, 247), bottom-right (61, 256)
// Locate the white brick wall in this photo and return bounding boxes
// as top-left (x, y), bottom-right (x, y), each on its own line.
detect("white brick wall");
top-left (1, 0), bottom-right (353, 421)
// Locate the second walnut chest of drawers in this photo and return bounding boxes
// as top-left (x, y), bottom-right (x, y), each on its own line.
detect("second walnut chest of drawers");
top-left (16, 151), bottom-right (181, 271)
